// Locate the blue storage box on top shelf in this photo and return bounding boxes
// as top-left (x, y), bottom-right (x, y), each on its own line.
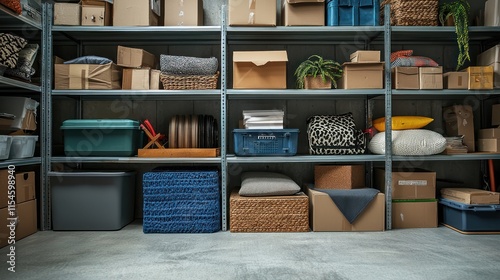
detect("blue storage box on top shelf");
top-left (61, 119), bottom-right (142, 157)
top-left (326, 0), bottom-right (380, 26)
top-left (439, 198), bottom-right (500, 232)
top-left (233, 129), bottom-right (299, 156)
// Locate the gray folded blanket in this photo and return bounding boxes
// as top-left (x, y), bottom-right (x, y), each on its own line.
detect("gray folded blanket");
top-left (312, 187), bottom-right (380, 224)
top-left (160, 54), bottom-right (218, 75)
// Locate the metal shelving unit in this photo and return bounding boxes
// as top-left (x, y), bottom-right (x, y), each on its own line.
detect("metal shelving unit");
top-left (0, 5), bottom-right (41, 30)
top-left (0, 157), bottom-right (42, 169)
top-left (227, 155), bottom-right (385, 164)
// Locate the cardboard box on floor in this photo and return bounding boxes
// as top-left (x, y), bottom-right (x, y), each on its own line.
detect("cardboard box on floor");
top-left (113, 0), bottom-right (159, 26)
top-left (0, 199), bottom-right (38, 249)
top-left (462, 66), bottom-right (494, 90)
top-left (478, 138), bottom-right (500, 152)
top-left (282, 0), bottom-right (325, 26)
top-left (392, 200), bottom-right (438, 229)
top-left (441, 188), bottom-right (500, 204)
top-left (419, 66), bottom-right (443, 89)
top-left (443, 105), bottom-right (475, 152)
top-left (314, 165), bottom-right (365, 189)
top-left (164, 0), bottom-right (203, 26)
top-left (338, 62), bottom-right (384, 89)
top-left (392, 67), bottom-right (419, 89)
top-left (117, 46), bottom-right (156, 69)
top-left (54, 57), bottom-right (122, 90)
top-left (375, 168), bottom-right (436, 200)
top-left (350, 51), bottom-right (380, 63)
top-left (307, 187), bottom-right (385, 232)
top-left (81, 0), bottom-right (112, 26)
top-left (233, 50), bottom-right (288, 89)
top-left (54, 2), bottom-right (81, 26)
top-left (0, 170), bottom-right (36, 208)
top-left (443, 72), bottom-right (468, 89)
top-left (477, 44), bottom-right (500, 88)
top-left (228, 0), bottom-right (276, 26)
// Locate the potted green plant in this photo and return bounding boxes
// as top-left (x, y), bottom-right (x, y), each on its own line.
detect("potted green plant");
top-left (294, 55), bottom-right (342, 89)
top-left (439, 0), bottom-right (470, 71)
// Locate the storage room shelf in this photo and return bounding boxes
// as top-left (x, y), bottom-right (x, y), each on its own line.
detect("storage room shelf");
top-left (0, 5), bottom-right (41, 30)
top-left (50, 156), bottom-right (222, 164)
top-left (391, 26), bottom-right (500, 43)
top-left (388, 90), bottom-right (500, 100)
top-left (0, 157), bottom-right (41, 168)
top-left (226, 154), bottom-right (385, 163)
top-left (51, 90), bottom-right (221, 100)
top-left (392, 153), bottom-right (500, 161)
top-left (0, 76), bottom-right (41, 92)
top-left (227, 89), bottom-right (384, 99)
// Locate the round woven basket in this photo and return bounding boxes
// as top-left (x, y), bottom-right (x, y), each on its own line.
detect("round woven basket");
top-left (381, 0), bottom-right (439, 26)
top-left (160, 72), bottom-right (219, 90)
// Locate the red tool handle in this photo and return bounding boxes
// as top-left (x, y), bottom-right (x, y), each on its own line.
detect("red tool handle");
top-left (143, 119), bottom-right (156, 137)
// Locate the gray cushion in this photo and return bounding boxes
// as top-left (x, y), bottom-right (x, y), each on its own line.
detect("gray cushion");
top-left (239, 172), bottom-right (301, 197)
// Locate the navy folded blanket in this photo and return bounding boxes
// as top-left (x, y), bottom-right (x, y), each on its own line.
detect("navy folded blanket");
top-left (312, 188), bottom-right (380, 224)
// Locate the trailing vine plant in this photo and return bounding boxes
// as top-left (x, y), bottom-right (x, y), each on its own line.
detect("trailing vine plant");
top-left (439, 0), bottom-right (470, 70)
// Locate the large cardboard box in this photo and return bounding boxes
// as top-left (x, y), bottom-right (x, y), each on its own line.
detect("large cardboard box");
top-left (282, 0), bottom-right (325, 26)
top-left (122, 69), bottom-right (150, 90)
top-left (477, 45), bottom-right (500, 88)
top-left (0, 170), bottom-right (36, 208)
top-left (314, 165), bottom-right (365, 189)
top-left (54, 61), bottom-right (122, 90)
top-left (462, 66), bottom-right (494, 90)
top-left (392, 67), bottom-right (419, 89)
top-left (478, 138), bottom-right (500, 152)
top-left (392, 200), bottom-right (438, 229)
top-left (338, 62), bottom-right (384, 89)
top-left (485, 0), bottom-right (500, 26)
top-left (307, 187), bottom-right (385, 232)
top-left (350, 50), bottom-right (380, 63)
top-left (441, 188), bottom-right (500, 204)
top-left (493, 104), bottom-right (500, 126)
top-left (228, 0), bottom-right (276, 26)
top-left (164, 0), bottom-right (203, 26)
top-left (81, 0), bottom-right (112, 26)
top-left (0, 199), bottom-right (38, 248)
top-left (419, 66), bottom-right (443, 89)
top-left (479, 127), bottom-right (500, 139)
top-left (233, 50), bottom-right (288, 89)
top-left (117, 46), bottom-right (156, 69)
top-left (443, 105), bottom-right (475, 152)
top-left (113, 0), bottom-right (159, 26)
top-left (375, 168), bottom-right (436, 200)
top-left (54, 3), bottom-right (81, 26)
top-left (443, 72), bottom-right (468, 89)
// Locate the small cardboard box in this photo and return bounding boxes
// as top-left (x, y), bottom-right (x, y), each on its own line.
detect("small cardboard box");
top-left (164, 0), bottom-right (203, 26)
top-left (443, 105), bottom-right (475, 152)
top-left (54, 3), bottom-right (81, 26)
top-left (228, 0), bottom-right (276, 26)
top-left (81, 0), bottom-right (112, 26)
top-left (117, 46), bottom-right (156, 69)
top-left (375, 168), bottom-right (436, 200)
top-left (122, 69), bottom-right (150, 90)
top-left (392, 67), bottom-right (419, 89)
top-left (338, 62), bottom-right (384, 89)
top-left (419, 66), bottom-right (443, 89)
top-left (479, 127), bottom-right (500, 139)
top-left (54, 61), bottom-right (122, 90)
top-left (478, 138), bottom-right (500, 152)
top-left (150, 69), bottom-right (161, 90)
top-left (492, 104), bottom-right (500, 126)
top-left (485, 0), bottom-right (500, 26)
top-left (0, 199), bottom-right (38, 248)
top-left (441, 188), bottom-right (500, 204)
top-left (233, 50), bottom-right (288, 89)
top-left (0, 170), bottom-right (35, 208)
top-left (443, 72), bottom-right (468, 89)
top-left (477, 45), bottom-right (500, 88)
top-left (392, 200), bottom-right (438, 229)
top-left (282, 0), bottom-right (325, 26)
top-left (314, 165), bottom-right (365, 189)
top-left (113, 0), bottom-right (159, 26)
top-left (307, 187), bottom-right (385, 232)
top-left (350, 50), bottom-right (380, 63)
top-left (462, 66), bottom-right (494, 90)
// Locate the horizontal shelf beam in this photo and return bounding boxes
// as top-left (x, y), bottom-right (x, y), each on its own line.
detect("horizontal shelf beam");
top-left (0, 157), bottom-right (41, 168)
top-left (0, 76), bottom-right (41, 92)
top-left (227, 89), bottom-right (384, 99)
top-left (51, 90), bottom-right (221, 100)
top-left (0, 6), bottom-right (41, 30)
top-left (226, 155), bottom-right (385, 163)
top-left (50, 157), bottom-right (222, 164)
top-left (393, 153), bottom-right (500, 161)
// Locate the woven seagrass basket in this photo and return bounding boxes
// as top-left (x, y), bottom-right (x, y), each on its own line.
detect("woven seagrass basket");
top-left (381, 0), bottom-right (439, 26)
top-left (160, 72), bottom-right (219, 90)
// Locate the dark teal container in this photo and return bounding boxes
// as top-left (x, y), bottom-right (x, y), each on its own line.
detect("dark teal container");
top-left (61, 119), bottom-right (142, 156)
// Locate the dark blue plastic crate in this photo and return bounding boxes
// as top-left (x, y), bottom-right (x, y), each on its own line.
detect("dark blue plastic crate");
top-left (326, 0), bottom-right (380, 26)
top-left (439, 198), bottom-right (500, 232)
top-left (233, 129), bottom-right (299, 156)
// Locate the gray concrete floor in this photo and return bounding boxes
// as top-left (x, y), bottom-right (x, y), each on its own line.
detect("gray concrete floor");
top-left (1, 220), bottom-right (500, 280)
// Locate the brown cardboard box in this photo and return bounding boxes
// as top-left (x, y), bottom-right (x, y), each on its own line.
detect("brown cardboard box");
top-left (164, 0), bottom-right (203, 26)
top-left (443, 105), bottom-right (475, 152)
top-left (114, 0), bottom-right (159, 26)
top-left (492, 104), bottom-right (500, 126)
top-left (117, 46), bottom-right (156, 69)
top-left (477, 44), bottom-right (500, 88)
top-left (314, 165), bottom-right (365, 189)
top-left (0, 199), bottom-right (38, 248)
top-left (338, 62), bottom-right (384, 89)
top-left (54, 3), bottom-right (81, 26)
top-left (282, 0), bottom-right (325, 26)
top-left (478, 138), bottom-right (500, 152)
top-left (233, 50), bottom-right (288, 89)
top-left (479, 127), bottom-right (500, 139)
top-left (122, 69), bottom-right (150, 90)
top-left (54, 62), bottom-right (122, 90)
top-left (0, 170), bottom-right (36, 208)
top-left (392, 201), bottom-right (438, 229)
top-left (441, 188), bottom-right (500, 204)
top-left (443, 72), bottom-right (468, 89)
top-left (485, 0), bottom-right (500, 26)
top-left (375, 168), bottom-right (436, 200)
top-left (228, 0), bottom-right (276, 26)
top-left (81, 0), bottom-right (112, 26)
top-left (392, 67), bottom-right (419, 89)
top-left (0, 97), bottom-right (38, 131)
top-left (150, 69), bottom-right (161, 90)
top-left (462, 66), bottom-right (494, 90)
top-left (350, 50), bottom-right (380, 63)
top-left (419, 66), bottom-right (443, 89)
top-left (307, 187), bottom-right (385, 232)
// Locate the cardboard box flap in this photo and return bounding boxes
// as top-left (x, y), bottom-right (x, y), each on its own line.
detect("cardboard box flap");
top-left (286, 0), bottom-right (325, 3)
top-left (233, 51), bottom-right (288, 66)
top-left (342, 62), bottom-right (384, 70)
top-left (420, 67), bottom-right (443, 74)
top-left (394, 67), bottom-right (419, 75)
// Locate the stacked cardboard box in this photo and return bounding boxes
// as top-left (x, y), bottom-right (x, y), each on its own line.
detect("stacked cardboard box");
top-left (441, 188), bottom-right (500, 204)
top-left (232, 50), bottom-right (288, 89)
top-left (443, 105), bottom-right (475, 152)
top-left (81, 0), bottom-right (112, 26)
top-left (339, 50), bottom-right (383, 89)
top-left (113, 0), bottom-right (160, 26)
top-left (117, 46), bottom-right (160, 90)
top-left (282, 0), bottom-right (325, 26)
top-left (477, 45), bottom-right (500, 88)
top-left (229, 0), bottom-right (276, 26)
top-left (478, 126), bottom-right (500, 152)
top-left (419, 66), bottom-right (443, 89)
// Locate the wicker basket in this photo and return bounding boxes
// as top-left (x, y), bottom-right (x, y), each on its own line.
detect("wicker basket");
top-left (230, 191), bottom-right (309, 233)
top-left (160, 72), bottom-right (219, 90)
top-left (381, 0), bottom-right (439, 26)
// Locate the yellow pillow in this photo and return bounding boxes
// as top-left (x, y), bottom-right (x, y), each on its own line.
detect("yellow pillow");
top-left (373, 116), bottom-right (434, 131)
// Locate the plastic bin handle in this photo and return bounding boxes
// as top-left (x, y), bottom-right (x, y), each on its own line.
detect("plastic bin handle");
top-left (472, 205), bottom-right (499, 212)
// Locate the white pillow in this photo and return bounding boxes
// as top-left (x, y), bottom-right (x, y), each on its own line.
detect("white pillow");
top-left (239, 172), bottom-right (301, 197)
top-left (368, 129), bottom-right (446, 156)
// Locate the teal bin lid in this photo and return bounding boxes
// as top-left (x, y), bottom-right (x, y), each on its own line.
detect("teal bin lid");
top-left (61, 119), bottom-right (140, 130)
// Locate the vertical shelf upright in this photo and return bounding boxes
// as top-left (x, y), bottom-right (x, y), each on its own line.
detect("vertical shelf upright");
top-left (383, 4), bottom-right (393, 230)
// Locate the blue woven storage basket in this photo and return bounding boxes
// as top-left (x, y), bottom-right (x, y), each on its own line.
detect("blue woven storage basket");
top-left (143, 169), bottom-right (221, 233)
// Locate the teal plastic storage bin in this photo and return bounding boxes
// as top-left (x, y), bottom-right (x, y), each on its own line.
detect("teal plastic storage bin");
top-left (233, 129), bottom-right (299, 156)
top-left (326, 0), bottom-right (380, 26)
top-left (61, 119), bottom-right (142, 156)
top-left (439, 198), bottom-right (500, 232)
